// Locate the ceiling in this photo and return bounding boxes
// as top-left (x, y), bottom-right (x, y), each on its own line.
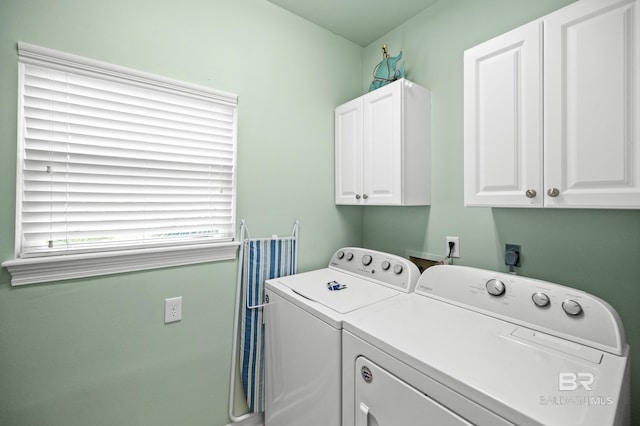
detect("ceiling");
top-left (267, 0), bottom-right (441, 47)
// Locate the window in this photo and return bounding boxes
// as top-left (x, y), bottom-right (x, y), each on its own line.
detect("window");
top-left (3, 42), bottom-right (239, 285)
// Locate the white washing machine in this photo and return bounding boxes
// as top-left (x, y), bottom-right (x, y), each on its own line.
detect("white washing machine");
top-left (343, 265), bottom-right (631, 426)
top-left (264, 247), bottom-right (420, 426)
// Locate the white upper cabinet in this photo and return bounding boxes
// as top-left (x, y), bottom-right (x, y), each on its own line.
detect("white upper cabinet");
top-left (544, 0), bottom-right (640, 208)
top-left (464, 20), bottom-right (543, 207)
top-left (335, 79), bottom-right (431, 205)
top-left (464, 0), bottom-right (640, 208)
top-left (336, 97), bottom-right (364, 204)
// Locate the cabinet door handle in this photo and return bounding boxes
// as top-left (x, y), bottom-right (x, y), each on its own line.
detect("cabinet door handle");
top-left (355, 194), bottom-right (361, 200)
top-left (525, 189), bottom-right (537, 198)
top-left (363, 194), bottom-right (369, 200)
top-left (547, 188), bottom-right (560, 197)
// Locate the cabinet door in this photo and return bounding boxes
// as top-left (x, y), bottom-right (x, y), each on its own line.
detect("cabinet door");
top-left (464, 21), bottom-right (543, 207)
top-left (363, 81), bottom-right (402, 205)
top-left (335, 98), bottom-right (363, 205)
top-left (544, 0), bottom-right (640, 208)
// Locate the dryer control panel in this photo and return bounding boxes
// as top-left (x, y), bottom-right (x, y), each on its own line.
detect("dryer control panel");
top-left (328, 247), bottom-right (420, 293)
top-left (415, 265), bottom-right (626, 356)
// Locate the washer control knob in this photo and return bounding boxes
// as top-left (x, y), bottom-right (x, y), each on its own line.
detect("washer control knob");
top-left (346, 252), bottom-right (354, 261)
top-left (393, 264), bottom-right (404, 275)
top-left (532, 292), bottom-right (550, 307)
top-left (485, 279), bottom-right (506, 297)
top-left (362, 254), bottom-right (372, 266)
top-left (336, 250), bottom-right (345, 260)
top-left (381, 261), bottom-right (391, 271)
top-left (562, 299), bottom-right (583, 316)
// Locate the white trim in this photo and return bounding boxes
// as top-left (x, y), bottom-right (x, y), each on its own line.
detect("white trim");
top-left (14, 61), bottom-right (26, 258)
top-left (2, 241), bottom-right (240, 286)
top-left (17, 42), bottom-right (237, 105)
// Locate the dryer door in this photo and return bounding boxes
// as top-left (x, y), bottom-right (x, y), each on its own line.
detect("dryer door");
top-left (355, 357), bottom-right (472, 426)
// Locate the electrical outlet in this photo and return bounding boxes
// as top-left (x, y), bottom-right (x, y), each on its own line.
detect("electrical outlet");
top-left (445, 236), bottom-right (460, 258)
top-left (505, 244), bottom-right (521, 267)
top-left (164, 297), bottom-right (182, 324)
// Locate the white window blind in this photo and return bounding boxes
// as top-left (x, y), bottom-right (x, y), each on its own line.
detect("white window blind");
top-left (15, 43), bottom-right (238, 259)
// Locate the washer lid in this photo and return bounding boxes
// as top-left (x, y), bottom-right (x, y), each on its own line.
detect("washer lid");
top-left (277, 269), bottom-right (400, 314)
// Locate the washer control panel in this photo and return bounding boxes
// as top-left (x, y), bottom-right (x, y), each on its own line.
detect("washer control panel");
top-left (329, 247), bottom-right (420, 293)
top-left (415, 265), bottom-right (626, 355)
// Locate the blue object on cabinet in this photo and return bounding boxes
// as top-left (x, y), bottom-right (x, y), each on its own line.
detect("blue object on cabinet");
top-left (369, 45), bottom-right (405, 91)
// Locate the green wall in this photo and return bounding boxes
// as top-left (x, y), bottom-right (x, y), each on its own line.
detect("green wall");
top-left (0, 1), bottom-right (362, 425)
top-left (1, 0), bottom-right (638, 425)
top-left (362, 0), bottom-right (639, 424)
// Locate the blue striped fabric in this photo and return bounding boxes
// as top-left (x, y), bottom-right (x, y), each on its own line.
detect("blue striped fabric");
top-left (240, 237), bottom-right (297, 413)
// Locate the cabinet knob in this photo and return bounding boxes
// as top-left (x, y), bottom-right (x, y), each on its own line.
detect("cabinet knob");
top-left (363, 194), bottom-right (369, 199)
top-left (547, 188), bottom-right (560, 197)
top-left (525, 189), bottom-right (537, 199)
top-left (355, 194), bottom-right (361, 200)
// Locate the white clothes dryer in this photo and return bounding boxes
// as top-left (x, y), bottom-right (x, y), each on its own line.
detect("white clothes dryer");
top-left (343, 265), bottom-right (630, 426)
top-left (264, 247), bottom-right (420, 426)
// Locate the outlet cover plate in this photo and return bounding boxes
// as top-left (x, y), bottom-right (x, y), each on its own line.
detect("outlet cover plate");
top-left (164, 297), bottom-right (182, 323)
top-left (445, 236), bottom-right (460, 258)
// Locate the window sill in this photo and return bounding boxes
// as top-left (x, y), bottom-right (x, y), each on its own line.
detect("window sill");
top-left (2, 242), bottom-right (240, 286)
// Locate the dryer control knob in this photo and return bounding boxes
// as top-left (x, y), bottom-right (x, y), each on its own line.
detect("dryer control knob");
top-left (381, 261), bottom-right (391, 271)
top-left (346, 252), bottom-right (354, 261)
top-left (361, 365), bottom-right (373, 383)
top-left (562, 299), bottom-right (583, 316)
top-left (362, 254), bottom-right (372, 266)
top-left (337, 250), bottom-right (345, 260)
top-left (393, 264), bottom-right (404, 275)
top-left (485, 279), bottom-right (506, 297)
top-left (532, 292), bottom-right (550, 307)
